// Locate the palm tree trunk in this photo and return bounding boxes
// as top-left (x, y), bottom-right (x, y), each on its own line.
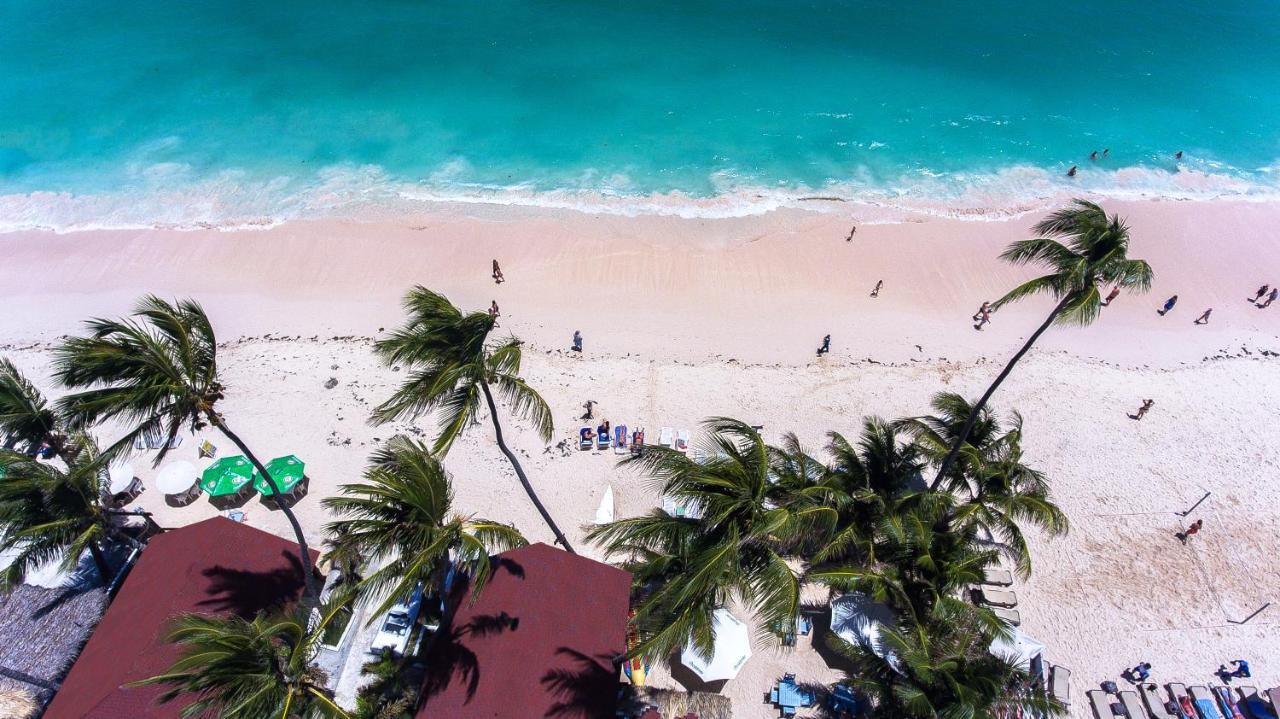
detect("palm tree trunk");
top-left (207, 414), bottom-right (321, 603)
top-left (930, 294), bottom-right (1074, 491)
top-left (479, 381), bottom-right (575, 554)
top-left (87, 541), bottom-right (111, 582)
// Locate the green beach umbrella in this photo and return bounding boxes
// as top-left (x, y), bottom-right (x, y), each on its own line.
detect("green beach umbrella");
top-left (200, 455), bottom-right (254, 497)
top-left (254, 455), bottom-right (305, 496)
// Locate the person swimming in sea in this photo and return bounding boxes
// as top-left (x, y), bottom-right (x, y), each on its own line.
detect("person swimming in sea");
top-left (1090, 151), bottom-right (1098, 161)
top-left (1067, 165), bottom-right (1077, 177)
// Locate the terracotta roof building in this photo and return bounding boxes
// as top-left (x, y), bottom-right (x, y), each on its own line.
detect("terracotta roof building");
top-left (416, 542), bottom-right (632, 718)
top-left (43, 517), bottom-right (317, 719)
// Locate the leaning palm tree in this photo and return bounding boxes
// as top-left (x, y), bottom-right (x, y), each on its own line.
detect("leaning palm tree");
top-left (588, 418), bottom-right (822, 662)
top-left (899, 393), bottom-right (1068, 577)
top-left (322, 435), bottom-right (527, 621)
top-left (932, 200), bottom-right (1153, 488)
top-left (371, 287), bottom-right (569, 551)
top-left (0, 358), bottom-right (72, 461)
top-left (52, 296), bottom-right (320, 601)
top-left (135, 602), bottom-right (350, 719)
top-left (832, 603), bottom-right (1064, 719)
top-left (0, 435), bottom-right (126, 585)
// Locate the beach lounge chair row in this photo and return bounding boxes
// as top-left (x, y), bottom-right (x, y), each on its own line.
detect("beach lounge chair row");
top-left (1089, 682), bottom-right (1279, 719)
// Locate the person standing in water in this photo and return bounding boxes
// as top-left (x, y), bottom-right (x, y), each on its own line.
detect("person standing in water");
top-left (1067, 165), bottom-right (1078, 177)
top-left (1090, 151), bottom-right (1098, 161)
top-left (1175, 151), bottom-right (1183, 160)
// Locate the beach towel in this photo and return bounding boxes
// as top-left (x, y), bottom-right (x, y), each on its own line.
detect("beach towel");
top-left (1191, 686), bottom-right (1226, 719)
top-left (675, 428), bottom-right (689, 452)
top-left (1215, 687), bottom-right (1246, 719)
top-left (1238, 687), bottom-right (1278, 719)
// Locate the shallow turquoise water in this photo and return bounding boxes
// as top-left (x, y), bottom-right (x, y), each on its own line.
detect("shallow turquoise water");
top-left (2, 0), bottom-right (1279, 225)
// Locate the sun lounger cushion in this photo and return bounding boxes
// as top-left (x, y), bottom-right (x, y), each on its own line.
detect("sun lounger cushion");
top-left (1141, 683), bottom-right (1176, 719)
top-left (976, 587), bottom-right (1017, 608)
top-left (983, 568), bottom-right (1014, 586)
top-left (1120, 691), bottom-right (1146, 719)
top-left (1088, 690), bottom-right (1117, 719)
top-left (1191, 686), bottom-right (1225, 719)
top-left (1050, 665), bottom-right (1070, 706)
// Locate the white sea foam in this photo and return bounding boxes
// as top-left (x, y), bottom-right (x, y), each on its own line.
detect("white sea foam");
top-left (1, 159), bottom-right (1278, 233)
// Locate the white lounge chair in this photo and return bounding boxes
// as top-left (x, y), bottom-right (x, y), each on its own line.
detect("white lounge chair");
top-left (659, 427), bottom-right (674, 447)
top-left (1050, 665), bottom-right (1070, 707)
top-left (675, 429), bottom-right (689, 453)
top-left (1088, 690), bottom-right (1116, 719)
top-left (1140, 683), bottom-right (1176, 719)
top-left (992, 607), bottom-right (1020, 626)
top-left (974, 586), bottom-right (1017, 608)
top-left (1119, 691), bottom-right (1145, 719)
top-left (983, 568), bottom-right (1013, 586)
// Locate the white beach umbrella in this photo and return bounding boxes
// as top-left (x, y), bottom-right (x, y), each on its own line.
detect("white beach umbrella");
top-left (594, 485), bottom-right (615, 524)
top-left (680, 609), bottom-right (752, 682)
top-left (988, 628), bottom-right (1046, 671)
top-left (830, 593), bottom-right (898, 665)
top-left (107, 462), bottom-right (136, 495)
top-left (156, 460), bottom-right (198, 495)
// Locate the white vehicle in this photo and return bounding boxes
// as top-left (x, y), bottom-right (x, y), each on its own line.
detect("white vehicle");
top-left (369, 586), bottom-right (423, 657)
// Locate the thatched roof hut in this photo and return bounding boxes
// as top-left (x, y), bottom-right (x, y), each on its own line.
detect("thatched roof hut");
top-left (617, 685), bottom-right (734, 719)
top-left (0, 583), bottom-right (108, 714)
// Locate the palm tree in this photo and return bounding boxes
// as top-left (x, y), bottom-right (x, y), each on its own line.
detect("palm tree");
top-left (588, 418), bottom-right (819, 662)
top-left (371, 287), bottom-right (569, 552)
top-left (0, 435), bottom-right (125, 585)
top-left (0, 358), bottom-right (71, 461)
top-left (932, 199), bottom-right (1153, 488)
top-left (136, 602), bottom-right (350, 719)
top-left (831, 603), bottom-right (1064, 718)
top-left (51, 296), bottom-right (320, 601)
top-left (899, 393), bottom-right (1068, 577)
top-left (322, 435), bottom-right (527, 621)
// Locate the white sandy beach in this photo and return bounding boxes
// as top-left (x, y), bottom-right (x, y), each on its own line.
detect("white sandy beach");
top-left (3, 198), bottom-right (1279, 717)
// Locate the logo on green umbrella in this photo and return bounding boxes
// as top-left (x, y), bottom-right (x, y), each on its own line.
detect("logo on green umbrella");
top-left (255, 455), bottom-right (305, 496)
top-left (200, 456), bottom-right (254, 497)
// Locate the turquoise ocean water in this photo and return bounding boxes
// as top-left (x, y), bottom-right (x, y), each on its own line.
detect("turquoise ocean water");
top-left (2, 0), bottom-right (1279, 228)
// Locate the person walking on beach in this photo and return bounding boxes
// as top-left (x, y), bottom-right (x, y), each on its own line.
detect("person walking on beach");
top-left (571, 330), bottom-right (583, 352)
top-left (489, 300), bottom-right (500, 320)
top-left (972, 301), bottom-right (992, 321)
top-left (1128, 662), bottom-right (1152, 682)
top-left (1260, 288), bottom-right (1278, 308)
top-left (1176, 519), bottom-right (1203, 544)
top-left (871, 279), bottom-right (883, 297)
top-left (1130, 399), bottom-right (1154, 420)
top-left (492, 259), bottom-right (505, 284)
top-left (817, 334), bottom-right (831, 355)
top-left (1250, 284), bottom-right (1269, 303)
top-left (1194, 308), bottom-right (1212, 325)
top-left (846, 224), bottom-right (857, 241)
top-left (1158, 295), bottom-right (1178, 315)
top-left (1102, 287), bottom-right (1121, 306)
top-left (974, 308), bottom-right (992, 331)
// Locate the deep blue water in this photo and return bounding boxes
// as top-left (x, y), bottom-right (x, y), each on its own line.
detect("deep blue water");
top-left (2, 0), bottom-right (1278, 227)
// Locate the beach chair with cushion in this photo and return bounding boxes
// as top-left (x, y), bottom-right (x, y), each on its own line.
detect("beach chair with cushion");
top-left (974, 586), bottom-right (1017, 608)
top-left (1191, 686), bottom-right (1226, 719)
top-left (614, 425), bottom-right (628, 455)
top-left (983, 568), bottom-right (1014, 586)
top-left (992, 606), bottom-right (1021, 626)
top-left (1215, 686), bottom-right (1246, 719)
top-left (1120, 690), bottom-right (1147, 719)
top-left (597, 428), bottom-right (611, 450)
top-left (1168, 684), bottom-right (1193, 718)
top-left (1089, 690), bottom-right (1118, 719)
top-left (1049, 665), bottom-right (1070, 707)
top-left (578, 427), bottom-right (594, 450)
top-left (1141, 682), bottom-right (1177, 719)
top-left (1236, 686), bottom-right (1278, 719)
top-left (659, 426), bottom-right (674, 447)
top-left (675, 429), bottom-right (690, 452)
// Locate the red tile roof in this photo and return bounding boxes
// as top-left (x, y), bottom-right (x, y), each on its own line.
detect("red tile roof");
top-left (416, 543), bottom-right (632, 719)
top-left (43, 517), bottom-right (318, 719)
